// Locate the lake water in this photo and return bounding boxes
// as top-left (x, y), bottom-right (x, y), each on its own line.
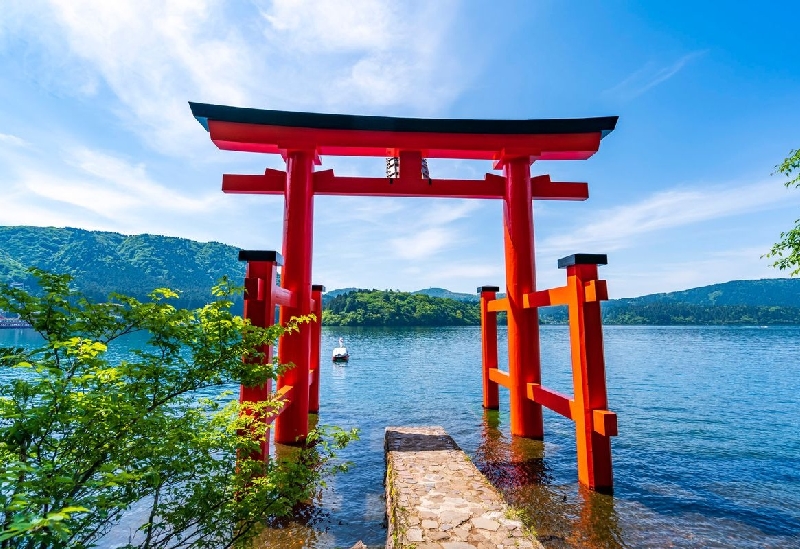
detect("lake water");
top-left (2, 325), bottom-right (799, 548)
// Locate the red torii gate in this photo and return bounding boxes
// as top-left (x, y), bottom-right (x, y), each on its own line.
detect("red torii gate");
top-left (190, 102), bottom-right (619, 492)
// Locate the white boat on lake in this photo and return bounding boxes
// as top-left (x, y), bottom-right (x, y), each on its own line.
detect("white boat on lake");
top-left (332, 337), bottom-right (349, 362)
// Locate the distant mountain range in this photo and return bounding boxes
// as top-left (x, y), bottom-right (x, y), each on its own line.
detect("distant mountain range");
top-left (610, 279), bottom-right (800, 308)
top-left (409, 281), bottom-right (800, 325)
top-left (2, 226), bottom-right (800, 325)
top-left (320, 288), bottom-right (360, 305)
top-left (415, 279), bottom-right (800, 309)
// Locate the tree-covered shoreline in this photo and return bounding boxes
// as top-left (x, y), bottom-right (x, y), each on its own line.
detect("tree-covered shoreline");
top-left (4, 226), bottom-right (800, 327)
top-left (322, 290), bottom-right (800, 327)
top-left (543, 303), bottom-right (800, 326)
top-left (0, 226), bottom-right (245, 311)
top-left (322, 289), bottom-right (480, 326)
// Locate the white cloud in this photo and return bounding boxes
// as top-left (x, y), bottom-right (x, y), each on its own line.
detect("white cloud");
top-left (258, 0), bottom-right (462, 110)
top-left (316, 195), bottom-right (405, 227)
top-left (23, 176), bottom-right (141, 220)
top-left (261, 0), bottom-right (396, 53)
top-left (387, 200), bottom-right (483, 260)
top-left (391, 227), bottom-right (455, 260)
top-left (423, 262), bottom-right (503, 282)
top-left (2, 145), bottom-right (225, 237)
top-left (2, 0), bottom-right (467, 157)
top-left (43, 0), bottom-right (253, 155)
top-left (418, 200), bottom-right (482, 226)
top-left (539, 180), bottom-right (800, 257)
top-left (606, 51), bottom-right (706, 100)
top-left (0, 133), bottom-right (29, 148)
top-left (1, 185), bottom-right (107, 230)
top-left (65, 147), bottom-right (217, 213)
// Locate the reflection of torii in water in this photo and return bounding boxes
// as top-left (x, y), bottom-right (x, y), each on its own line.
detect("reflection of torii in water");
top-left (332, 337), bottom-right (349, 362)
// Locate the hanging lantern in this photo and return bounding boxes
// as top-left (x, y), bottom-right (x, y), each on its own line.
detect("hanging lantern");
top-left (385, 156), bottom-right (432, 183)
top-left (386, 156), bottom-right (400, 181)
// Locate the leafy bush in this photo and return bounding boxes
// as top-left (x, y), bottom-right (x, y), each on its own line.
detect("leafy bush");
top-left (0, 269), bottom-right (356, 548)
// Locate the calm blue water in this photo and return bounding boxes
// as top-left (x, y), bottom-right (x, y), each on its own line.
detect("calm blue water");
top-left (2, 326), bottom-right (799, 548)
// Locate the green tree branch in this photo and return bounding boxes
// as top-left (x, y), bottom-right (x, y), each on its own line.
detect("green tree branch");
top-left (765, 149), bottom-right (800, 275)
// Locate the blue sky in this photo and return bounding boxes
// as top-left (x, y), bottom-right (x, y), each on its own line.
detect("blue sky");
top-left (1, 0), bottom-right (798, 297)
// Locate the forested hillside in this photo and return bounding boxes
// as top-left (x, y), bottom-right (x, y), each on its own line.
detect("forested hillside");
top-left (603, 302), bottom-right (800, 325)
top-left (3, 226), bottom-right (800, 325)
top-left (613, 278), bottom-right (800, 307)
top-left (322, 290), bottom-right (481, 326)
top-left (0, 226), bottom-right (244, 309)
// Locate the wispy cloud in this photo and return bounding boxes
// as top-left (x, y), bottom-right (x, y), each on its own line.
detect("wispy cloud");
top-left (606, 51), bottom-right (706, 100)
top-left (64, 147), bottom-right (218, 213)
top-left (41, 0), bottom-right (255, 156)
top-left (389, 200), bottom-right (482, 260)
top-left (1, 145), bottom-right (227, 238)
top-left (258, 0), bottom-right (462, 111)
top-left (392, 227), bottom-right (455, 260)
top-left (2, 0), bottom-right (467, 157)
top-left (0, 132), bottom-right (29, 148)
top-left (420, 262), bottom-right (503, 282)
top-left (539, 179), bottom-right (800, 257)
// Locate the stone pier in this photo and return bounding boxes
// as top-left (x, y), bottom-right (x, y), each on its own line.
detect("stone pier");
top-left (385, 426), bottom-right (543, 549)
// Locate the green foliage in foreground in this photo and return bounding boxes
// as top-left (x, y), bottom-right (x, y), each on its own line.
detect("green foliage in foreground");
top-left (0, 270), bottom-right (357, 549)
top-left (765, 148), bottom-right (800, 275)
top-left (322, 289), bottom-right (481, 326)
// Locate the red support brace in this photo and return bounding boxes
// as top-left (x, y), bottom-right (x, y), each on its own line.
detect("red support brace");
top-left (479, 286), bottom-right (500, 410)
top-left (308, 284), bottom-right (324, 413)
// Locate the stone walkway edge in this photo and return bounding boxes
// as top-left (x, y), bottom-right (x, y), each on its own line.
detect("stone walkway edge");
top-left (384, 426), bottom-right (543, 549)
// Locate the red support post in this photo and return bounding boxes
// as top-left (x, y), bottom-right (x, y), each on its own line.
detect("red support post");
top-left (561, 254), bottom-right (614, 493)
top-left (238, 250), bottom-right (282, 462)
top-left (308, 284), bottom-right (324, 413)
top-left (275, 150), bottom-right (316, 445)
top-left (478, 286), bottom-right (500, 409)
top-left (502, 157), bottom-right (543, 438)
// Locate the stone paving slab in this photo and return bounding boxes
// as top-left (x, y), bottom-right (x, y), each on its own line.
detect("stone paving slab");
top-left (385, 426), bottom-right (543, 549)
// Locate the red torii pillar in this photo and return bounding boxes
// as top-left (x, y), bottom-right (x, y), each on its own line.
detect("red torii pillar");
top-left (503, 156), bottom-right (544, 438)
top-left (275, 150), bottom-right (315, 445)
top-left (238, 251), bottom-right (279, 461)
